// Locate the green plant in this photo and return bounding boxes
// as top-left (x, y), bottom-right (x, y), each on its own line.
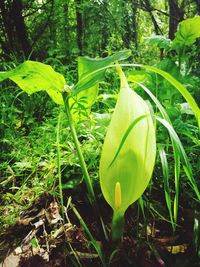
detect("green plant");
top-left (0, 51), bottom-right (199, 250)
top-left (99, 66), bottom-right (156, 242)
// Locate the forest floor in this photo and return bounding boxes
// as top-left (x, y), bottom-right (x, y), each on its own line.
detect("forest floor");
top-left (0, 191), bottom-right (200, 267)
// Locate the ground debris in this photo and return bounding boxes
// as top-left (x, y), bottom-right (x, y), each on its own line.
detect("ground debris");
top-left (0, 199), bottom-right (93, 267)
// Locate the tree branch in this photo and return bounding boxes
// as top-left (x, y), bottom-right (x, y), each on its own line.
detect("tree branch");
top-left (23, 0), bottom-right (52, 18)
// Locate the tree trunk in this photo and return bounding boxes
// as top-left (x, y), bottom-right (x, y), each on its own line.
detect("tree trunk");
top-left (195, 0), bottom-right (200, 15)
top-left (0, 0), bottom-right (32, 59)
top-left (123, 10), bottom-right (131, 49)
top-left (63, 1), bottom-right (69, 50)
top-left (168, 0), bottom-right (185, 40)
top-left (12, 0), bottom-right (32, 58)
top-left (0, 0), bottom-right (14, 53)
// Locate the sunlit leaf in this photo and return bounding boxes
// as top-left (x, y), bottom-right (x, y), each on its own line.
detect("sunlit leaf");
top-left (172, 16), bottom-right (200, 49)
top-left (0, 61), bottom-right (65, 105)
top-left (73, 50), bottom-right (131, 95)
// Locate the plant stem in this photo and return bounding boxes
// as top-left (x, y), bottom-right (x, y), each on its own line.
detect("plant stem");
top-left (112, 211), bottom-right (124, 243)
top-left (56, 111), bottom-right (65, 220)
top-left (62, 92), bottom-right (96, 205)
top-left (62, 92), bottom-right (108, 241)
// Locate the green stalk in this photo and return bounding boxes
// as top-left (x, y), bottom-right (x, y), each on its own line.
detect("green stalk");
top-left (112, 211), bottom-right (124, 243)
top-left (56, 111), bottom-right (65, 221)
top-left (62, 92), bottom-right (108, 240)
top-left (62, 92), bottom-right (96, 205)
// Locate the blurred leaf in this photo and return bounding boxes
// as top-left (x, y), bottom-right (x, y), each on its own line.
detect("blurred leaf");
top-left (61, 178), bottom-right (82, 189)
top-left (172, 16), bottom-right (200, 49)
top-left (31, 238), bottom-right (39, 248)
top-left (179, 102), bottom-right (194, 115)
top-left (92, 112), bottom-right (112, 136)
top-left (14, 161), bottom-right (32, 169)
top-left (145, 35), bottom-right (172, 50)
top-left (157, 59), bottom-right (180, 79)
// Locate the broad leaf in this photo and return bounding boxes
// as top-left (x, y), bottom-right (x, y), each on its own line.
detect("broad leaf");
top-left (172, 16), bottom-right (200, 49)
top-left (0, 61), bottom-right (65, 105)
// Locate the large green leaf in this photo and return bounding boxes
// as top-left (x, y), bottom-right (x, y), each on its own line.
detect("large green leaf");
top-left (172, 16), bottom-right (200, 49)
top-left (0, 61), bottom-right (65, 105)
top-left (69, 50), bottom-right (131, 121)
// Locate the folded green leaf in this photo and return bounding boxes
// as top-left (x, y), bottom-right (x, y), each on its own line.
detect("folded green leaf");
top-left (69, 50), bottom-right (131, 121)
top-left (73, 50), bottom-right (131, 95)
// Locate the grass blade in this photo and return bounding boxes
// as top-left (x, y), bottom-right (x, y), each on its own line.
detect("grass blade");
top-left (140, 64), bottom-right (200, 127)
top-left (134, 82), bottom-right (199, 222)
top-left (158, 147), bottom-right (175, 231)
top-left (74, 63), bottom-right (200, 127)
top-left (70, 202), bottom-right (107, 267)
top-left (155, 116), bottom-right (200, 201)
